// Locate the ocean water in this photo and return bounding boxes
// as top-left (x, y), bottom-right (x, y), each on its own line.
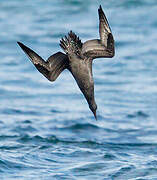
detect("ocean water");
top-left (0, 0), bottom-right (157, 179)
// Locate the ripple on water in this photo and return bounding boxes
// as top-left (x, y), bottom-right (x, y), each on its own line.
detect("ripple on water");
top-left (0, 158), bottom-right (28, 172)
top-left (1, 0), bottom-right (157, 179)
top-left (111, 165), bottom-right (135, 179)
top-left (61, 123), bottom-right (100, 131)
top-left (2, 108), bottom-right (39, 116)
top-left (127, 111), bottom-right (149, 119)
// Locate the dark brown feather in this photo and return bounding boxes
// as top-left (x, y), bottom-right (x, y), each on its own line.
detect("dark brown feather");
top-left (17, 42), bottom-right (69, 82)
top-left (81, 5), bottom-right (115, 59)
top-left (60, 30), bottom-right (83, 57)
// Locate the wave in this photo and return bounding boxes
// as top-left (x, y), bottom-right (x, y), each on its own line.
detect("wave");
top-left (127, 111), bottom-right (149, 119)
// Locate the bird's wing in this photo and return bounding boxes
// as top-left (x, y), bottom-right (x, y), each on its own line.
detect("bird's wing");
top-left (98, 5), bottom-right (112, 46)
top-left (81, 5), bottom-right (115, 59)
top-left (17, 42), bottom-right (69, 82)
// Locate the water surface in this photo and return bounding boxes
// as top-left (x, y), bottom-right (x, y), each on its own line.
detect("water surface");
top-left (1, 0), bottom-right (157, 179)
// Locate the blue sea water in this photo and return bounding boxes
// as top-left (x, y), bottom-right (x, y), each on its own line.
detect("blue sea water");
top-left (0, 0), bottom-right (157, 179)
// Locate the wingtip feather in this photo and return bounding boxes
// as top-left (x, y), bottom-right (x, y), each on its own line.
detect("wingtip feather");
top-left (98, 5), bottom-right (102, 11)
top-left (17, 41), bottom-right (32, 54)
top-left (17, 41), bottom-right (25, 49)
top-left (98, 5), bottom-right (112, 34)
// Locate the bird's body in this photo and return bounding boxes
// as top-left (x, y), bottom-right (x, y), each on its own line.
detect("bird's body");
top-left (59, 31), bottom-right (97, 118)
top-left (17, 5), bottom-right (115, 119)
top-left (69, 57), bottom-right (96, 118)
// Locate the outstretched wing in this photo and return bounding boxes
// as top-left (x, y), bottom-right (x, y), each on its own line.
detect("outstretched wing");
top-left (99, 5), bottom-right (112, 46)
top-left (81, 5), bottom-right (115, 59)
top-left (17, 42), bottom-right (69, 82)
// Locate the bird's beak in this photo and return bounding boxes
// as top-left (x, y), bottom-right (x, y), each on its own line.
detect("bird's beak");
top-left (93, 110), bottom-right (97, 120)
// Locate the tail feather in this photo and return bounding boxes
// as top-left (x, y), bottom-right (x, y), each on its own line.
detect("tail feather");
top-left (60, 31), bottom-right (82, 56)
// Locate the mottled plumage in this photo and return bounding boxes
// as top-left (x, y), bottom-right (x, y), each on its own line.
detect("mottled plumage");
top-left (17, 5), bottom-right (115, 119)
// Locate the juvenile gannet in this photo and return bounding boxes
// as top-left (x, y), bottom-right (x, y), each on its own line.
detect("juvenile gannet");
top-left (17, 5), bottom-right (115, 119)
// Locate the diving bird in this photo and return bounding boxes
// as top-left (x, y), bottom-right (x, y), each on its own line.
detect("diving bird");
top-left (17, 5), bottom-right (115, 120)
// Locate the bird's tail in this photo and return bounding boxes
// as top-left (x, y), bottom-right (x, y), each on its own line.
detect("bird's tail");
top-left (60, 31), bottom-right (82, 56)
